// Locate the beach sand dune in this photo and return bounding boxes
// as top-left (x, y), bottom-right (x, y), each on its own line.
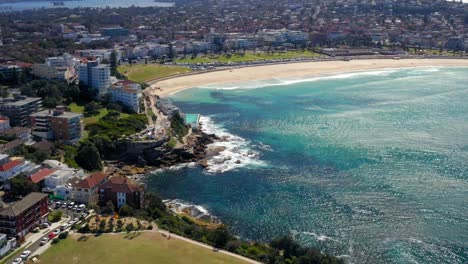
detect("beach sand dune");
top-left (150, 59), bottom-right (468, 97)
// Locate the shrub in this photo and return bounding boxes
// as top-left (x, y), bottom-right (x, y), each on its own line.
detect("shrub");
top-left (51, 238), bottom-right (60, 244)
top-left (58, 232), bottom-right (68, 239)
top-left (147, 225), bottom-right (153, 230)
top-left (48, 211), bottom-right (63, 223)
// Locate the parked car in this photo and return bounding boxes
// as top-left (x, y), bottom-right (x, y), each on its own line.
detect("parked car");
top-left (42, 222), bottom-right (50, 228)
top-left (48, 232), bottom-right (56, 239)
top-left (60, 224), bottom-right (68, 231)
top-left (55, 202), bottom-right (61, 209)
top-left (40, 237), bottom-right (49, 246)
top-left (19, 250), bottom-right (31, 260)
top-left (12, 258), bottom-right (23, 264)
top-left (53, 229), bottom-right (60, 235)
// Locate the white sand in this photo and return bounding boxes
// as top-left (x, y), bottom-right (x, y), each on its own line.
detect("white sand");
top-left (149, 59), bottom-right (468, 97)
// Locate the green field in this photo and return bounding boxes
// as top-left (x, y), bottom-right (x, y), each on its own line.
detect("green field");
top-left (176, 50), bottom-right (322, 64)
top-left (117, 64), bottom-right (192, 83)
top-left (38, 232), bottom-right (249, 264)
top-left (68, 103), bottom-right (129, 126)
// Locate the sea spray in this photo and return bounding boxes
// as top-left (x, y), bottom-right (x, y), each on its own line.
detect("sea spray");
top-left (199, 116), bottom-right (265, 173)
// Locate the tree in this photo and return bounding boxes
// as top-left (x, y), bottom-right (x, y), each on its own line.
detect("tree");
top-left (168, 43), bottom-right (174, 61)
top-left (208, 225), bottom-right (232, 248)
top-left (107, 221), bottom-right (114, 232)
top-left (110, 50), bottom-right (118, 77)
top-left (1, 87), bottom-right (8, 98)
top-left (102, 200), bottom-right (115, 215)
top-left (75, 141), bottom-right (102, 171)
top-left (99, 219), bottom-right (106, 232)
top-left (84, 101), bottom-right (101, 117)
top-left (118, 204), bottom-right (135, 217)
top-left (116, 219), bottom-right (124, 231)
top-left (125, 222), bottom-right (134, 233)
top-left (48, 211), bottom-right (63, 223)
top-left (10, 173), bottom-right (39, 196)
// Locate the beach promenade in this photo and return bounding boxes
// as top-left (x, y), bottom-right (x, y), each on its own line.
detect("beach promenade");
top-left (149, 58), bottom-right (468, 97)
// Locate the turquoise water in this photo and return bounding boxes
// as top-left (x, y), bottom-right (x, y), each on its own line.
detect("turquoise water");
top-left (148, 67), bottom-right (468, 264)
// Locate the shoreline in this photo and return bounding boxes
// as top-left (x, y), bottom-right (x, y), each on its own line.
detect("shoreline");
top-left (149, 58), bottom-right (468, 97)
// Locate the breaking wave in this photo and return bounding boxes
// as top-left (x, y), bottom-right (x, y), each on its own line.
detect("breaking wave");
top-left (200, 116), bottom-right (264, 173)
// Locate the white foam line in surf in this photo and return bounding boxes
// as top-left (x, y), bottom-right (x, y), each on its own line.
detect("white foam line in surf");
top-left (194, 66), bottom-right (452, 91)
top-left (302, 231), bottom-right (340, 243)
top-left (200, 116), bottom-right (265, 173)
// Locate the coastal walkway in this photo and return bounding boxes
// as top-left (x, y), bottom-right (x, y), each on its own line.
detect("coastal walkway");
top-left (151, 228), bottom-right (263, 264)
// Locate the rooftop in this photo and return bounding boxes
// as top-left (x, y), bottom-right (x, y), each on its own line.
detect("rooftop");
top-left (0, 159), bottom-right (24, 172)
top-left (0, 192), bottom-right (48, 217)
top-left (29, 168), bottom-right (56, 183)
top-left (100, 176), bottom-right (142, 193)
top-left (74, 172), bottom-right (108, 189)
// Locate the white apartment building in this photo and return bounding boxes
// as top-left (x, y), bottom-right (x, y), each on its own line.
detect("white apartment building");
top-left (78, 61), bottom-right (111, 96)
top-left (109, 80), bottom-right (142, 113)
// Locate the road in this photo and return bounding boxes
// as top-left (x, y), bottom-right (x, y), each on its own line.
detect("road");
top-left (7, 201), bottom-right (85, 264)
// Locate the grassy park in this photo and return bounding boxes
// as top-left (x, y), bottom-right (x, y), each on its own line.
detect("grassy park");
top-left (38, 232), bottom-right (249, 264)
top-left (176, 50), bottom-right (322, 64)
top-left (68, 103), bottom-right (129, 126)
top-left (117, 64), bottom-right (192, 83)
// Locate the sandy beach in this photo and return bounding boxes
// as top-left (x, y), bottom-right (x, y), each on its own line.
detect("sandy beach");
top-left (150, 58), bottom-right (468, 97)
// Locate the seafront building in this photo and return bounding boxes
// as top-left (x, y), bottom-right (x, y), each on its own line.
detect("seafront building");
top-left (109, 80), bottom-right (143, 113)
top-left (98, 176), bottom-right (144, 209)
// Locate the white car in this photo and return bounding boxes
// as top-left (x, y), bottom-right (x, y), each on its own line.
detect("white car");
top-left (40, 237), bottom-right (49, 246)
top-left (19, 250), bottom-right (31, 259)
top-left (12, 258), bottom-right (23, 264)
top-left (52, 229), bottom-right (60, 235)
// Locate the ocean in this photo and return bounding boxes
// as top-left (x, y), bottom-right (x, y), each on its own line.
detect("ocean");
top-left (148, 67), bottom-right (468, 264)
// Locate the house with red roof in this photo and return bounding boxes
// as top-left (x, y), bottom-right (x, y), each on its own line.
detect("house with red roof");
top-left (98, 176), bottom-right (144, 209)
top-left (0, 159), bottom-right (25, 182)
top-left (72, 172), bottom-right (110, 205)
top-left (28, 168), bottom-right (56, 187)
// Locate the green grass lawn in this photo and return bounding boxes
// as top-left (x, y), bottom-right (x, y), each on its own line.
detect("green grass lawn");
top-left (68, 103), bottom-right (129, 126)
top-left (117, 64), bottom-right (192, 83)
top-left (38, 232), bottom-right (249, 264)
top-left (176, 50), bottom-right (322, 64)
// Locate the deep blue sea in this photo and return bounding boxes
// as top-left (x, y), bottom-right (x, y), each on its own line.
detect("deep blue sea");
top-left (148, 67), bottom-right (468, 264)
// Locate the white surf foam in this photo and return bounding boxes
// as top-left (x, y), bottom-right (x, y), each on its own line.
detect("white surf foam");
top-left (200, 116), bottom-right (264, 173)
top-left (163, 199), bottom-right (219, 222)
top-left (197, 69), bottom-right (399, 90)
top-left (150, 162), bottom-right (198, 174)
top-left (302, 231), bottom-right (340, 243)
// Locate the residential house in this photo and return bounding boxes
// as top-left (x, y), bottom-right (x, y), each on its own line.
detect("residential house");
top-left (0, 117), bottom-right (10, 132)
top-left (72, 173), bottom-right (109, 205)
top-left (98, 176), bottom-right (144, 209)
top-left (0, 233), bottom-right (16, 257)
